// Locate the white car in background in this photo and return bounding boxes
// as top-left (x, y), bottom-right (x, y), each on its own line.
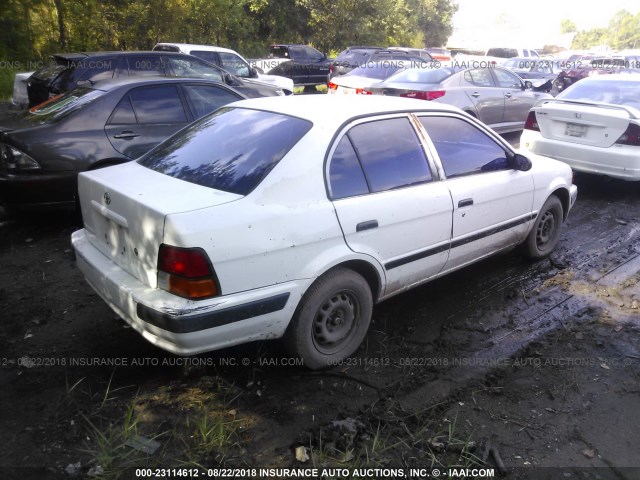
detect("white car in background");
top-left (72, 95), bottom-right (576, 369)
top-left (521, 75), bottom-right (640, 181)
top-left (327, 60), bottom-right (426, 95)
top-left (153, 43), bottom-right (294, 94)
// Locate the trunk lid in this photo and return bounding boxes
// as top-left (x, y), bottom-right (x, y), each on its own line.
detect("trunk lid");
top-left (78, 161), bottom-right (242, 288)
top-left (533, 100), bottom-right (633, 147)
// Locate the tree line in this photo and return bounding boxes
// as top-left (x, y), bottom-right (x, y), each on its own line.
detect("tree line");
top-left (562, 10), bottom-right (640, 51)
top-left (0, 0), bottom-right (458, 62)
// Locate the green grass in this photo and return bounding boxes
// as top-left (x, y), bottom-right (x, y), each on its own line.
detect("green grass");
top-left (0, 67), bottom-right (20, 101)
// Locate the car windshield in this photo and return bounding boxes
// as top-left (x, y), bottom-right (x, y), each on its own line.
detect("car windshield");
top-left (384, 67), bottom-right (457, 84)
top-left (560, 80), bottom-right (640, 107)
top-left (138, 107), bottom-right (312, 195)
top-left (24, 86), bottom-right (103, 123)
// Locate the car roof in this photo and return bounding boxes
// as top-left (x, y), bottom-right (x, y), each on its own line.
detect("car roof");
top-left (88, 76), bottom-right (235, 93)
top-left (578, 74), bottom-right (640, 82)
top-left (153, 43), bottom-right (236, 55)
top-left (228, 95), bottom-right (462, 126)
top-left (52, 51), bottom-right (204, 59)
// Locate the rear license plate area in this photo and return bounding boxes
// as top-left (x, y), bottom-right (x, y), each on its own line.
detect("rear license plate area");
top-left (565, 122), bottom-right (587, 137)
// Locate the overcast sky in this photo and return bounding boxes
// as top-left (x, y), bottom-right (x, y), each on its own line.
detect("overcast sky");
top-left (449, 0), bottom-right (640, 48)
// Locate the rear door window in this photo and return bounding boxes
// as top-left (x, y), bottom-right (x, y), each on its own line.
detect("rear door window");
top-left (139, 108), bottom-right (312, 195)
top-left (464, 69), bottom-right (495, 87)
top-left (182, 84), bottom-right (241, 118)
top-left (492, 68), bottom-right (522, 88)
top-left (329, 136), bottom-right (369, 199)
top-left (108, 96), bottom-right (137, 124)
top-left (128, 85), bottom-right (188, 124)
top-left (419, 116), bottom-right (509, 178)
top-left (346, 118), bottom-right (432, 192)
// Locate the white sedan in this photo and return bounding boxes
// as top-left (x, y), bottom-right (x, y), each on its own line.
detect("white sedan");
top-left (327, 60), bottom-right (421, 95)
top-left (521, 74), bottom-right (640, 181)
top-left (72, 95), bottom-right (577, 369)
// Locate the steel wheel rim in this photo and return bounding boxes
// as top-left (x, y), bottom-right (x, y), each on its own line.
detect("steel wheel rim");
top-left (536, 210), bottom-right (556, 248)
top-left (312, 290), bottom-right (359, 353)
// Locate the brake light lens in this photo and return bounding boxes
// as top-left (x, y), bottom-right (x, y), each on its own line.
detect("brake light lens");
top-left (0, 143), bottom-right (41, 170)
top-left (355, 88), bottom-right (372, 95)
top-left (400, 90), bottom-right (445, 101)
top-left (157, 244), bottom-right (219, 299)
top-left (615, 123), bottom-right (640, 146)
top-left (524, 111), bottom-right (540, 131)
top-left (328, 82), bottom-right (338, 90)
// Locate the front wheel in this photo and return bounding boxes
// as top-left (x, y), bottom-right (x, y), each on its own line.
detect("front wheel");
top-left (284, 268), bottom-right (373, 370)
top-left (521, 195), bottom-right (564, 259)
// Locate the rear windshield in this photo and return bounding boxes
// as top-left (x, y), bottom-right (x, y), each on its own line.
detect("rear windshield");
top-left (138, 108), bottom-right (312, 195)
top-left (153, 45), bottom-right (180, 52)
top-left (32, 59), bottom-right (68, 81)
top-left (335, 50), bottom-right (374, 64)
top-left (347, 62), bottom-right (408, 80)
top-left (487, 48), bottom-right (518, 58)
top-left (385, 67), bottom-right (458, 84)
top-left (560, 80), bottom-right (640, 107)
top-left (269, 46), bottom-right (290, 58)
top-left (25, 86), bottom-right (103, 123)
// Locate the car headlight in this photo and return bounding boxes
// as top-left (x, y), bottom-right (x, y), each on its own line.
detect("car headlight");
top-left (0, 143), bottom-right (41, 170)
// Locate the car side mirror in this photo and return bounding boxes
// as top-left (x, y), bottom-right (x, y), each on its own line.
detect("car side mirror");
top-left (249, 67), bottom-right (259, 78)
top-left (223, 72), bottom-right (239, 86)
top-left (510, 153), bottom-right (532, 171)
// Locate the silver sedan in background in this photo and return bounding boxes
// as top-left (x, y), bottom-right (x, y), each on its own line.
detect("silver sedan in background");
top-left (366, 66), bottom-right (552, 133)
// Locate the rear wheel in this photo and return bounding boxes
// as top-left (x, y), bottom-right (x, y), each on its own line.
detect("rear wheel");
top-left (521, 195), bottom-right (563, 259)
top-left (284, 268), bottom-right (373, 369)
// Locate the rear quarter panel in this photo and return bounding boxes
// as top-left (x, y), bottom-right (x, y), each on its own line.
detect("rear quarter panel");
top-left (162, 129), bottom-right (382, 296)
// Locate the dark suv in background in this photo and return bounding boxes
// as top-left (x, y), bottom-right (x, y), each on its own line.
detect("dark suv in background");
top-left (327, 46), bottom-right (433, 82)
top-left (26, 51), bottom-right (285, 107)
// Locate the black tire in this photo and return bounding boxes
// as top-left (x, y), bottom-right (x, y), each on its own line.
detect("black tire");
top-left (284, 267), bottom-right (373, 370)
top-left (521, 195), bottom-right (564, 259)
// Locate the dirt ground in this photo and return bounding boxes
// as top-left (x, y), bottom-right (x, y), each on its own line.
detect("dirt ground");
top-left (1, 156), bottom-right (639, 479)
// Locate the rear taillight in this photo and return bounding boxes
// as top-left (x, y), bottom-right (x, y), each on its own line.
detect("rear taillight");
top-left (615, 123), bottom-right (640, 146)
top-left (524, 111), bottom-right (540, 131)
top-left (400, 90), bottom-right (445, 101)
top-left (328, 82), bottom-right (338, 90)
top-left (157, 244), bottom-right (219, 299)
top-left (355, 88), bottom-right (372, 95)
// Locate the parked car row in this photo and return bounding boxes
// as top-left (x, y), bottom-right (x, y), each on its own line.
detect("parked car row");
top-left (12, 42), bottom-right (640, 370)
top-left (24, 50), bottom-right (289, 109)
top-left (0, 77), bottom-right (247, 208)
top-left (327, 64), bottom-right (551, 134)
top-left (70, 95), bottom-right (577, 368)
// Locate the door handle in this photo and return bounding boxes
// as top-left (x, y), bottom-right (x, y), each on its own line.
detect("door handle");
top-left (505, 92), bottom-right (512, 98)
top-left (113, 131), bottom-right (140, 139)
top-left (471, 92), bottom-right (480, 98)
top-left (356, 220), bottom-right (378, 232)
top-left (458, 198), bottom-right (473, 208)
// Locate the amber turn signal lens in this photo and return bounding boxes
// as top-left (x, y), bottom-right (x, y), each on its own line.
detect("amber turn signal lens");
top-left (168, 276), bottom-right (218, 299)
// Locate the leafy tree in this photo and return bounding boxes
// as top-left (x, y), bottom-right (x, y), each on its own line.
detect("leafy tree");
top-left (572, 28), bottom-right (607, 50)
top-left (560, 18), bottom-right (576, 34)
top-left (606, 10), bottom-right (640, 50)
